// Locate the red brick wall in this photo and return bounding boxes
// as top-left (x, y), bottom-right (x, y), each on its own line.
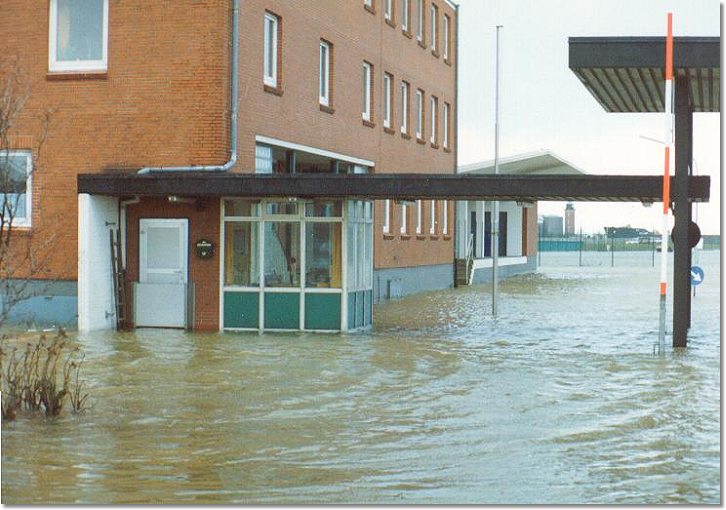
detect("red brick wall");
top-left (124, 198), bottom-right (221, 331)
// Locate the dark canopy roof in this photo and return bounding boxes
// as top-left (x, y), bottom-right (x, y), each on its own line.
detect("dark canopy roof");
top-left (77, 172), bottom-right (710, 203)
top-left (569, 37), bottom-right (720, 113)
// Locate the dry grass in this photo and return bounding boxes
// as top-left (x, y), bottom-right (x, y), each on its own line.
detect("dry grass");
top-left (0, 331), bottom-right (89, 421)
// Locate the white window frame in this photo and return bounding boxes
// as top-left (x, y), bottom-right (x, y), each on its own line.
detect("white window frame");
top-left (431, 4), bottom-right (438, 52)
top-left (383, 199), bottom-right (390, 233)
top-left (417, 0), bottom-right (424, 42)
top-left (49, 0), bottom-right (109, 73)
top-left (384, 0), bottom-right (393, 20)
top-left (362, 62), bottom-right (373, 121)
top-left (429, 200), bottom-right (436, 234)
top-left (443, 14), bottom-right (450, 61)
top-left (430, 96), bottom-right (438, 145)
top-left (264, 12), bottom-right (279, 87)
top-left (443, 102), bottom-right (450, 149)
top-left (364, 0), bottom-right (373, 7)
top-left (402, 0), bottom-right (409, 31)
top-left (416, 89), bottom-right (424, 140)
top-left (400, 204), bottom-right (408, 234)
top-left (401, 81), bottom-right (409, 134)
top-left (319, 40), bottom-right (331, 106)
top-left (383, 73), bottom-right (393, 129)
top-left (442, 200), bottom-right (448, 235)
top-left (0, 151), bottom-right (32, 228)
top-left (416, 200), bottom-right (422, 234)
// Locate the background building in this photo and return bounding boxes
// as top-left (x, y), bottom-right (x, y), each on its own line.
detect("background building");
top-left (564, 203), bottom-right (575, 237)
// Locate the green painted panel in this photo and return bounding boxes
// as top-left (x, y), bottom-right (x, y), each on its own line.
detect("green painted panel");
top-left (305, 293), bottom-right (341, 331)
top-left (264, 293), bottom-right (300, 330)
top-left (365, 289), bottom-right (373, 326)
top-left (355, 291), bottom-right (364, 328)
top-left (224, 292), bottom-right (259, 329)
top-left (348, 292), bottom-right (356, 331)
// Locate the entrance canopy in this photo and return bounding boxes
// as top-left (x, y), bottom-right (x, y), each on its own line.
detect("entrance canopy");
top-left (569, 37), bottom-right (720, 113)
top-left (78, 171), bottom-right (710, 204)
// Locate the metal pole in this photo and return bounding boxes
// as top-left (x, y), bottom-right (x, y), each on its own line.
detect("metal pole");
top-left (492, 25), bottom-right (502, 317)
top-left (579, 228), bottom-right (583, 267)
top-left (658, 13), bottom-right (674, 350)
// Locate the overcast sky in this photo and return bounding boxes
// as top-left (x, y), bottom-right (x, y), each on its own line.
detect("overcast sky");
top-left (456, 0), bottom-right (720, 235)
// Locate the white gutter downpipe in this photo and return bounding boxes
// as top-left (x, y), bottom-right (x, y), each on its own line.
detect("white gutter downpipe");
top-left (138, 0), bottom-right (240, 174)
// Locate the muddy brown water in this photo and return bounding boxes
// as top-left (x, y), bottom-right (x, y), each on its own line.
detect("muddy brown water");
top-left (1, 251), bottom-right (720, 503)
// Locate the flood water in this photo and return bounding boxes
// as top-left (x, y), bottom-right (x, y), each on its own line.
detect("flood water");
top-left (1, 251), bottom-right (720, 504)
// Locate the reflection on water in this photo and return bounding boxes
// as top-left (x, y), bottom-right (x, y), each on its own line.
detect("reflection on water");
top-left (2, 251), bottom-right (720, 504)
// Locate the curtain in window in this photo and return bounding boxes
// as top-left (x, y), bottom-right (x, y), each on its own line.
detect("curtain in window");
top-left (57, 0), bottom-right (104, 61)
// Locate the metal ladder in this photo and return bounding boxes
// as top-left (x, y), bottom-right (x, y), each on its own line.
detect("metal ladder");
top-left (109, 228), bottom-right (127, 330)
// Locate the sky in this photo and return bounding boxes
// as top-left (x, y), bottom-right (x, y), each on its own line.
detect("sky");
top-left (455, 0), bottom-right (721, 235)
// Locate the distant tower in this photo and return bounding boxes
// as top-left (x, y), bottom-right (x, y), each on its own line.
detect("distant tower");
top-left (565, 203), bottom-right (575, 237)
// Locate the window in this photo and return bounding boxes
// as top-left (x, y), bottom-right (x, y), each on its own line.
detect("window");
top-left (443, 14), bottom-right (451, 61)
top-left (402, 0), bottom-right (410, 32)
top-left (431, 4), bottom-right (438, 53)
top-left (49, 0), bottom-right (108, 72)
top-left (401, 81), bottom-right (410, 134)
top-left (0, 151), bottom-right (31, 227)
top-left (362, 61), bottom-right (373, 122)
top-left (400, 203), bottom-right (408, 234)
top-left (417, 0), bottom-right (425, 43)
top-left (442, 200), bottom-right (448, 235)
top-left (429, 200), bottom-right (436, 234)
top-left (383, 73), bottom-right (393, 129)
top-left (383, 199), bottom-right (390, 233)
top-left (263, 12), bottom-right (280, 88)
top-left (416, 200), bottom-right (422, 234)
top-left (430, 95), bottom-right (438, 145)
top-left (384, 0), bottom-right (393, 20)
top-left (443, 102), bottom-right (450, 149)
top-left (319, 40), bottom-right (332, 107)
top-left (364, 0), bottom-right (373, 9)
top-left (416, 89), bottom-right (424, 140)
top-left (305, 222), bottom-right (342, 288)
top-left (264, 222), bottom-right (300, 287)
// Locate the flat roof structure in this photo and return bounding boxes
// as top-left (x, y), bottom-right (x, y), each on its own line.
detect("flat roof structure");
top-left (569, 37), bottom-right (719, 113)
top-left (458, 150), bottom-right (587, 176)
top-left (77, 172), bottom-right (709, 203)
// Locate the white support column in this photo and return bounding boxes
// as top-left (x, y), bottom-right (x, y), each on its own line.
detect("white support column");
top-left (78, 194), bottom-right (119, 332)
top-left (455, 200), bottom-right (469, 257)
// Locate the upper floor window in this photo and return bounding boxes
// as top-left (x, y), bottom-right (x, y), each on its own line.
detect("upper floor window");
top-left (49, 0), bottom-right (108, 72)
top-left (362, 61), bottom-right (373, 122)
top-left (384, 0), bottom-right (393, 21)
top-left (0, 151), bottom-right (32, 228)
top-left (442, 200), bottom-right (449, 235)
top-left (416, 200), bottom-right (422, 234)
top-left (431, 4), bottom-right (438, 54)
top-left (416, 89), bottom-right (424, 140)
top-left (417, 0), bottom-right (425, 43)
top-left (443, 102), bottom-right (450, 149)
top-left (401, 81), bottom-right (410, 135)
top-left (383, 73), bottom-right (393, 129)
top-left (430, 95), bottom-right (438, 145)
top-left (400, 203), bottom-right (408, 235)
top-left (429, 200), bottom-right (436, 234)
top-left (401, 0), bottom-right (410, 32)
top-left (364, 0), bottom-right (375, 12)
top-left (264, 12), bottom-right (280, 88)
top-left (319, 40), bottom-right (332, 107)
top-left (443, 14), bottom-right (451, 62)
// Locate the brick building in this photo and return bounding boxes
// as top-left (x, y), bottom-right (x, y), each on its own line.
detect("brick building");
top-left (1, 0), bottom-right (458, 332)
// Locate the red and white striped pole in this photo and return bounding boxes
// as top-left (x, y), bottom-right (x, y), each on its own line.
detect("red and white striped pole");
top-left (658, 13), bottom-right (674, 348)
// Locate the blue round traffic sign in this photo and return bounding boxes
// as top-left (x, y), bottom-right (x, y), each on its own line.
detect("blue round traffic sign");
top-left (691, 266), bottom-right (705, 286)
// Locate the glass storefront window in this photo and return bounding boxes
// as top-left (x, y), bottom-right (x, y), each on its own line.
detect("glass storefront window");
top-left (255, 144), bottom-right (289, 174)
top-left (224, 222), bottom-right (260, 286)
top-left (305, 201), bottom-right (342, 218)
top-left (224, 199), bottom-right (260, 217)
top-left (264, 222), bottom-right (300, 287)
top-left (305, 223), bottom-right (342, 288)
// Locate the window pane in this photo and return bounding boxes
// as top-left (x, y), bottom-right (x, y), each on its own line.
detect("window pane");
top-left (264, 222), bottom-right (300, 287)
top-left (266, 202), bottom-right (298, 215)
top-left (305, 201), bottom-right (342, 217)
top-left (224, 199), bottom-right (259, 217)
top-left (0, 153), bottom-right (29, 222)
top-left (56, 0), bottom-right (104, 62)
top-left (225, 222), bottom-right (260, 286)
top-left (146, 226), bottom-right (180, 270)
top-left (305, 222), bottom-right (342, 288)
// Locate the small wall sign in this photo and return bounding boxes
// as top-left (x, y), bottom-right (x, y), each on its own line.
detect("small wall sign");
top-left (195, 239), bottom-right (214, 259)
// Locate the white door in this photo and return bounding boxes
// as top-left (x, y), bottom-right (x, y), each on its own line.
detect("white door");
top-left (135, 219), bottom-right (189, 328)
